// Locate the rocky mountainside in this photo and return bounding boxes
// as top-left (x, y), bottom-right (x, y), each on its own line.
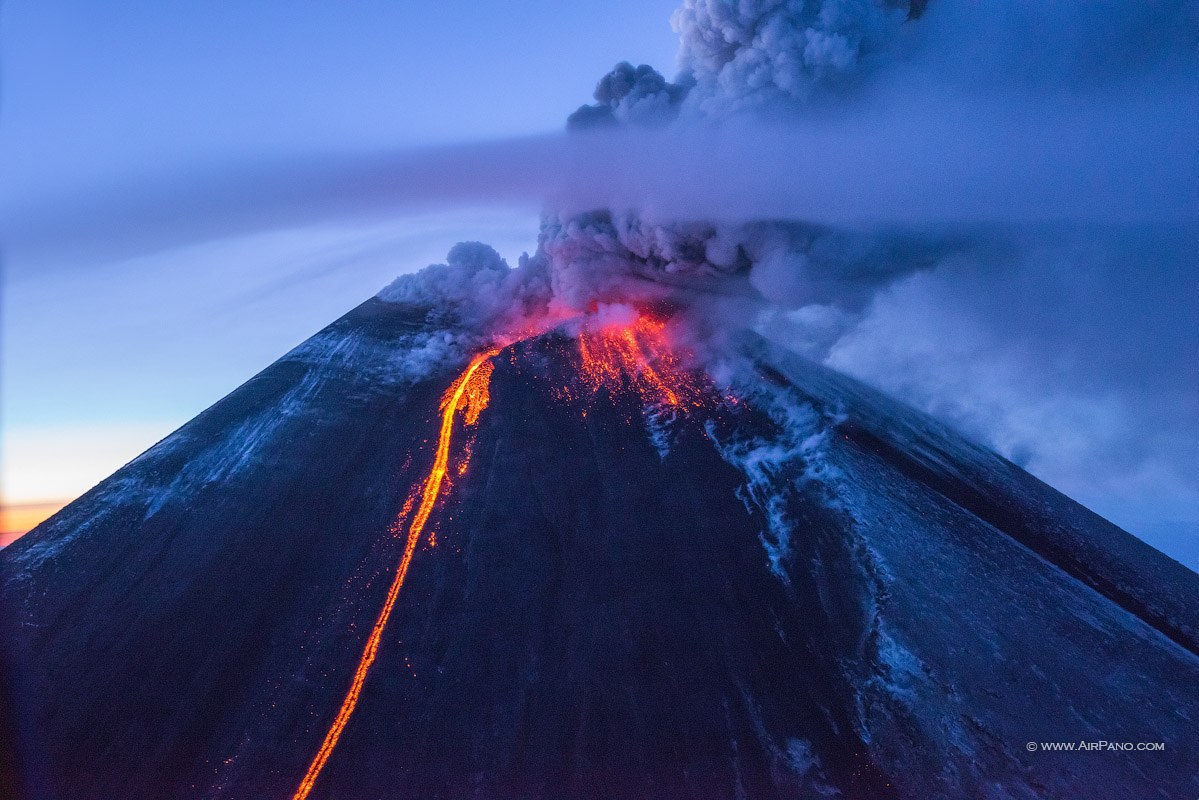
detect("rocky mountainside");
top-left (2, 297), bottom-right (1196, 799)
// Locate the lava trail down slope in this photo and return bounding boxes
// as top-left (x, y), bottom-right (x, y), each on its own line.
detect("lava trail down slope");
top-left (1, 297), bottom-right (1197, 800)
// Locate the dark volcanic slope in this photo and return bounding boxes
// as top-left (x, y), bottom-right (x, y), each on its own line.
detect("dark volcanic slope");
top-left (2, 298), bottom-right (1197, 800)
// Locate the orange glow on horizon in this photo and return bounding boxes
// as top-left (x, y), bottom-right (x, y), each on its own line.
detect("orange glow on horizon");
top-left (0, 500), bottom-right (70, 547)
top-left (292, 348), bottom-right (500, 800)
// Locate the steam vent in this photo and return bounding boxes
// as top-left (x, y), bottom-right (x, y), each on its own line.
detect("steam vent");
top-left (3, 297), bottom-right (1198, 800)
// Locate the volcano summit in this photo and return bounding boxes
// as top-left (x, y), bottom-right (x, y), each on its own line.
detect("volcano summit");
top-left (2, 274), bottom-right (1197, 798)
top-left (4, 1), bottom-right (1199, 798)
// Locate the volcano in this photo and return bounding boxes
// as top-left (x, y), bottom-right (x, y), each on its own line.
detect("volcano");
top-left (2, 295), bottom-right (1197, 800)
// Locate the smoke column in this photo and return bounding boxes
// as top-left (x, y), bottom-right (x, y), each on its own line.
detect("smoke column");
top-left (366, 0), bottom-right (1199, 563)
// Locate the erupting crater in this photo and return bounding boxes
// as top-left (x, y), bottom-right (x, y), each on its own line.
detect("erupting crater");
top-left (573, 305), bottom-right (709, 412)
top-left (292, 309), bottom-right (714, 798)
top-left (7, 296), bottom-right (1194, 800)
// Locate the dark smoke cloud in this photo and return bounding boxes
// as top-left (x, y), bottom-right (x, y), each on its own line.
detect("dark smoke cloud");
top-left (525, 211), bottom-right (967, 314)
top-left (672, 0), bottom-right (919, 112)
top-left (567, 63), bottom-right (687, 130)
top-left (670, 0), bottom-right (1199, 114)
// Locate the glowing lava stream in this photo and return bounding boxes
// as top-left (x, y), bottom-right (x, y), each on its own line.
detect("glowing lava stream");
top-left (292, 348), bottom-right (499, 800)
top-left (576, 313), bottom-right (705, 410)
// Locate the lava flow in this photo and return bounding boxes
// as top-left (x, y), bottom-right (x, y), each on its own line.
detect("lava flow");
top-left (292, 313), bottom-right (699, 798)
top-left (292, 348), bottom-right (499, 800)
top-left (575, 309), bottom-right (706, 411)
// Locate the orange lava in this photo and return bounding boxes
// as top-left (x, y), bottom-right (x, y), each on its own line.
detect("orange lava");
top-left (292, 348), bottom-right (499, 800)
top-left (576, 311), bottom-right (704, 410)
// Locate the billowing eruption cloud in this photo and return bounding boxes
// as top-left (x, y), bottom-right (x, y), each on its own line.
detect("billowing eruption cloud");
top-left (568, 0), bottom-right (1199, 125)
top-left (10, 3), bottom-right (1189, 557)
top-left (570, 0), bottom-right (927, 126)
top-left (673, 0), bottom-right (924, 111)
top-left (377, 0), bottom-right (1199, 559)
top-left (566, 63), bottom-right (687, 130)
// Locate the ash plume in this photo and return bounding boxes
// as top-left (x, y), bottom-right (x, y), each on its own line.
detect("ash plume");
top-left (3, 1), bottom-right (1193, 555)
top-left (672, 0), bottom-right (920, 112)
top-left (375, 0), bottom-right (1199, 550)
top-left (6, 6), bottom-right (1199, 796)
top-left (566, 63), bottom-right (687, 131)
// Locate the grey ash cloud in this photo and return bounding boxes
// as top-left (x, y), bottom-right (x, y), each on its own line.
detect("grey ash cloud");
top-left (5, 1), bottom-right (1194, 559)
top-left (567, 63), bottom-right (688, 131)
top-left (389, 0), bottom-right (1199, 559)
top-left (671, 0), bottom-right (923, 112)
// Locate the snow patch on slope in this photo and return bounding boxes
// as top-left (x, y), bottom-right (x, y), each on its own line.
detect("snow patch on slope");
top-left (9, 328), bottom-right (389, 572)
top-left (705, 377), bottom-right (848, 580)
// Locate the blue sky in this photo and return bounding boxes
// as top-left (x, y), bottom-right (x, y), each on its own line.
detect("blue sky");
top-left (1, 1), bottom-right (678, 508)
top-left (3, 1), bottom-right (681, 185)
top-left (1, 1), bottom-right (1196, 568)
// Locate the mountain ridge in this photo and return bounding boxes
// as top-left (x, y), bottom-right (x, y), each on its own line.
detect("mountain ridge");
top-left (2, 296), bottom-right (1196, 799)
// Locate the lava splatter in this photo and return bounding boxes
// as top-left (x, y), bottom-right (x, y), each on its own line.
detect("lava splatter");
top-left (575, 309), bottom-right (707, 411)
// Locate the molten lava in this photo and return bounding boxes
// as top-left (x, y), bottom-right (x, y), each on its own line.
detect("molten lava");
top-left (292, 348), bottom-right (499, 800)
top-left (576, 311), bottom-right (705, 410)
top-left (291, 314), bottom-right (702, 799)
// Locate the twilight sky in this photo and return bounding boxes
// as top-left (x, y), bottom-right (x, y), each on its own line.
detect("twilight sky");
top-left (0, 0), bottom-right (679, 538)
top-left (1, 1), bottom-right (1197, 568)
